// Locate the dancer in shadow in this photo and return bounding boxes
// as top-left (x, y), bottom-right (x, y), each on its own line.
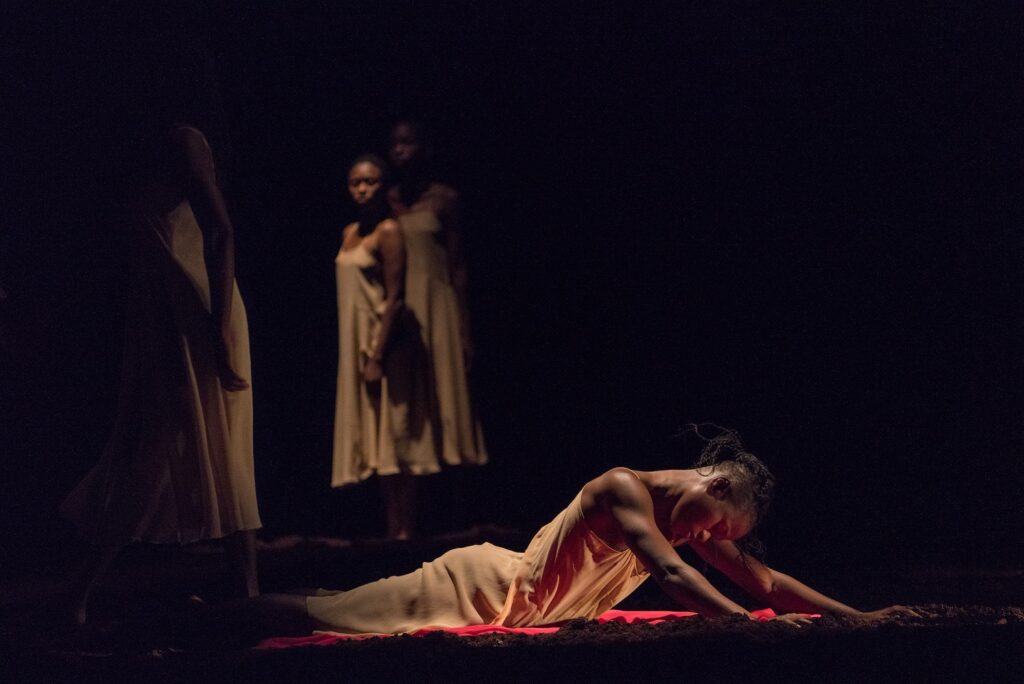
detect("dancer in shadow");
top-left (331, 154), bottom-right (435, 539)
top-left (59, 34), bottom-right (260, 624)
top-left (388, 121), bottom-right (486, 458)
top-left (387, 119), bottom-right (488, 536)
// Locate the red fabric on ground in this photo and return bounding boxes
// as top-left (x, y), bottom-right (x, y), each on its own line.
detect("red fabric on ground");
top-left (596, 609), bottom-right (698, 624)
top-left (256, 608), bottom-right (809, 649)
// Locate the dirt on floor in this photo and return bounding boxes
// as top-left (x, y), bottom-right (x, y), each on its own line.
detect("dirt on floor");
top-left (2, 531), bottom-right (1023, 682)
top-left (4, 603), bottom-right (1023, 683)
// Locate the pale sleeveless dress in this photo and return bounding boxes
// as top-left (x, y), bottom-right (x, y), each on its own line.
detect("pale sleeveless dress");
top-left (305, 490), bottom-right (650, 633)
top-left (331, 241), bottom-right (436, 486)
top-left (60, 132), bottom-right (261, 543)
top-left (398, 210), bottom-right (487, 465)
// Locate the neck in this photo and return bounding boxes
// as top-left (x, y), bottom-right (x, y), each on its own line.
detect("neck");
top-left (640, 470), bottom-right (697, 540)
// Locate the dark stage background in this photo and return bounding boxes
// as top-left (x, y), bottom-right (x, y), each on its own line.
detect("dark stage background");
top-left (2, 3), bottom-right (1020, 571)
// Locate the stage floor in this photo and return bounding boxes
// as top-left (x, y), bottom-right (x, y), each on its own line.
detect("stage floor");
top-left (2, 529), bottom-right (1023, 682)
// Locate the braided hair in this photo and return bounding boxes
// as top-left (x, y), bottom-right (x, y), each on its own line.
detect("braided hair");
top-left (689, 424), bottom-right (776, 557)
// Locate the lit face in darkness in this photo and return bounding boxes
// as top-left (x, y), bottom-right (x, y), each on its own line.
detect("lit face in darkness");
top-left (670, 479), bottom-right (755, 546)
top-left (348, 162), bottom-right (384, 206)
top-left (389, 122), bottom-right (422, 169)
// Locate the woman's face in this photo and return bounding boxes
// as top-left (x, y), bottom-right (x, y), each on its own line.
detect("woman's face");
top-left (389, 122), bottom-right (421, 169)
top-left (670, 480), bottom-right (754, 545)
top-left (348, 161), bottom-right (383, 206)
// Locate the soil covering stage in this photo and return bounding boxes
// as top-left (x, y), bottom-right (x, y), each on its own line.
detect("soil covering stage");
top-left (2, 532), bottom-right (1023, 682)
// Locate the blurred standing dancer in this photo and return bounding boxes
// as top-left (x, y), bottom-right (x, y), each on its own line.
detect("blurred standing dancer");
top-left (387, 120), bottom-right (487, 534)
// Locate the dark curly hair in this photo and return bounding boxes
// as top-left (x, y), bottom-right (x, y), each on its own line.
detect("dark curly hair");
top-left (688, 424), bottom-right (776, 557)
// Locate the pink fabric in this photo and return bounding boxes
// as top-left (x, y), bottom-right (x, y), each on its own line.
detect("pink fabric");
top-left (256, 608), bottom-right (812, 649)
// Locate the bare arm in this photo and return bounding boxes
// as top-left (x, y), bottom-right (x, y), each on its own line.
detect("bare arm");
top-left (691, 539), bottom-right (914, 619)
top-left (363, 220), bottom-right (406, 382)
top-left (596, 469), bottom-right (751, 617)
top-left (173, 126), bottom-right (248, 391)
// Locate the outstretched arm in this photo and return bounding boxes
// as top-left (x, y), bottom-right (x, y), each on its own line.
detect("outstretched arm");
top-left (690, 538), bottom-right (915, 619)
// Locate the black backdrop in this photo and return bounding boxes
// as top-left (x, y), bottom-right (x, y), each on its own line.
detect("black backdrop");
top-left (2, 3), bottom-right (1020, 569)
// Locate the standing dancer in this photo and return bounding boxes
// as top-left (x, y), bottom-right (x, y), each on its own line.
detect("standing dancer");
top-left (60, 41), bottom-right (261, 623)
top-left (331, 154), bottom-right (435, 539)
top-left (387, 120), bottom-right (487, 537)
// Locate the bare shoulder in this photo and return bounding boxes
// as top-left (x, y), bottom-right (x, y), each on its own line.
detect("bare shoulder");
top-left (171, 126), bottom-right (210, 157)
top-left (583, 467), bottom-right (649, 505)
top-left (376, 218), bottom-right (401, 236)
top-left (170, 125), bottom-right (214, 180)
top-left (337, 222), bottom-right (358, 249)
top-left (375, 219), bottom-right (404, 255)
top-left (581, 468), bottom-right (656, 548)
top-left (428, 182), bottom-right (460, 211)
top-left (429, 182), bottom-right (458, 200)
top-left (171, 124), bottom-right (206, 143)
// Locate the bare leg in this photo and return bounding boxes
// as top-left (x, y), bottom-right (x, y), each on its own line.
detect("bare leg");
top-left (381, 472), bottom-right (416, 540)
top-left (223, 530), bottom-right (259, 598)
top-left (67, 544), bottom-right (122, 625)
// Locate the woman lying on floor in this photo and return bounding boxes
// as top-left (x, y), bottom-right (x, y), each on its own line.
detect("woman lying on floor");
top-left (207, 430), bottom-right (915, 638)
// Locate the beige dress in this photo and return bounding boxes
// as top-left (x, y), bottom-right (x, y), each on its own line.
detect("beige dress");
top-left (399, 209), bottom-right (487, 465)
top-left (305, 490), bottom-right (650, 633)
top-left (60, 178), bottom-right (261, 544)
top-left (331, 242), bottom-right (435, 486)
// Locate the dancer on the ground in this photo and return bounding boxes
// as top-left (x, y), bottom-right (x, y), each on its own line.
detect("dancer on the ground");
top-left (331, 154), bottom-right (436, 538)
top-left (215, 431), bottom-right (915, 637)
